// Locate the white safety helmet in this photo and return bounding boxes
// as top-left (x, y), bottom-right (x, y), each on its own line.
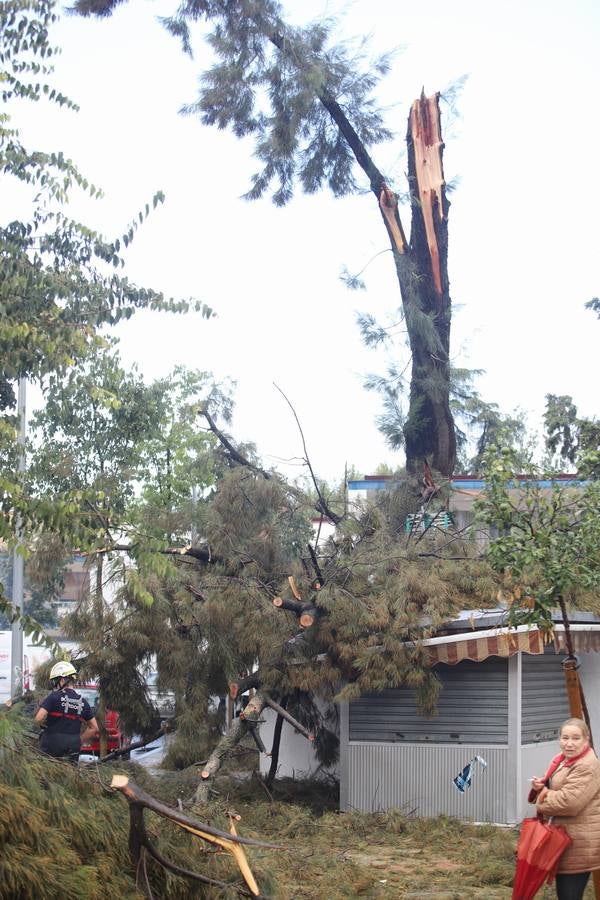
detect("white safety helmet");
top-left (49, 661), bottom-right (77, 682)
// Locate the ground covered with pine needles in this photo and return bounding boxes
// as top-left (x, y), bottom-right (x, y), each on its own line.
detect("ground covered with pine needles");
top-left (2, 706), bottom-right (587, 899)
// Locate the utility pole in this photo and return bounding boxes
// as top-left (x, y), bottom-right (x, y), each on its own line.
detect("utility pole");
top-left (191, 484), bottom-right (198, 544)
top-left (10, 376), bottom-right (26, 699)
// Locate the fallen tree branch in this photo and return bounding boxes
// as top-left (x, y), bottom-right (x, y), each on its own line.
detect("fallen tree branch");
top-left (200, 408), bottom-right (273, 479)
top-left (198, 692), bottom-right (268, 796)
top-left (201, 404), bottom-right (343, 525)
top-left (265, 696), bottom-right (287, 789)
top-left (307, 543), bottom-right (324, 587)
top-left (112, 774), bottom-right (279, 897)
top-left (262, 692), bottom-right (314, 742)
top-left (143, 831), bottom-right (257, 895)
top-left (100, 723), bottom-right (170, 762)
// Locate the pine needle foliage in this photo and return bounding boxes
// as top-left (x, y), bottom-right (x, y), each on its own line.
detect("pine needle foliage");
top-left (55, 435), bottom-right (505, 769)
top-left (0, 709), bottom-right (279, 898)
top-left (172, 1), bottom-right (393, 205)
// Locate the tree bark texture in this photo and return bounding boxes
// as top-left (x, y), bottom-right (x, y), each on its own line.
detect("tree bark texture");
top-left (266, 696), bottom-right (287, 788)
top-left (195, 692), bottom-right (268, 802)
top-left (399, 92), bottom-right (455, 475)
top-left (314, 86), bottom-right (457, 475)
top-left (195, 689), bottom-right (314, 804)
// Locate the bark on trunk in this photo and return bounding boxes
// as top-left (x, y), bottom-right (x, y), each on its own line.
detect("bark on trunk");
top-left (194, 692), bottom-right (268, 803)
top-left (95, 556), bottom-right (108, 758)
top-left (194, 690), bottom-right (314, 803)
top-left (400, 92), bottom-right (455, 475)
top-left (266, 696), bottom-right (288, 788)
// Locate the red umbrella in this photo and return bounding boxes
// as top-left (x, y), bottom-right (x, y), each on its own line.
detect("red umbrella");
top-left (512, 816), bottom-right (572, 900)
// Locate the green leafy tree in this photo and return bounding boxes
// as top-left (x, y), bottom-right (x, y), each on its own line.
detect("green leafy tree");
top-left (133, 367), bottom-right (223, 543)
top-left (28, 358), bottom-right (227, 754)
top-left (74, 0), bottom-right (457, 476)
top-left (544, 394), bottom-right (600, 478)
top-left (0, 0), bottom-right (212, 558)
top-left (453, 387), bottom-right (530, 475)
top-left (476, 448), bottom-right (600, 633)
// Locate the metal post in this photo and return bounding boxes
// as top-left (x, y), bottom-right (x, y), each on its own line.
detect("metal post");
top-left (191, 484), bottom-right (198, 544)
top-left (10, 376), bottom-right (26, 699)
top-left (507, 652), bottom-right (522, 824)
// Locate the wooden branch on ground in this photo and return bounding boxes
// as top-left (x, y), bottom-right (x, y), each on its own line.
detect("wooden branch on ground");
top-left (143, 830), bottom-right (241, 892)
top-left (112, 774), bottom-right (279, 897)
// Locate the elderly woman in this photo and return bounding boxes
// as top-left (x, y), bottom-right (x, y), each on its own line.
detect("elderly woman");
top-left (529, 718), bottom-right (600, 900)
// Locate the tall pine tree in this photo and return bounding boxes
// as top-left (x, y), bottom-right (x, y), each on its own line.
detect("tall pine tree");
top-left (73, 0), bottom-right (457, 476)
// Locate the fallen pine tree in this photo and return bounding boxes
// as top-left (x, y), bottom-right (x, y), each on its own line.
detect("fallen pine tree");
top-left (0, 706), bottom-right (280, 899)
top-left (0, 703), bottom-right (519, 899)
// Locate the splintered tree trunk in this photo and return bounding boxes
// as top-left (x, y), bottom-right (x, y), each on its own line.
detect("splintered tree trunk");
top-left (381, 92), bottom-right (455, 476)
top-left (318, 87), bottom-right (457, 476)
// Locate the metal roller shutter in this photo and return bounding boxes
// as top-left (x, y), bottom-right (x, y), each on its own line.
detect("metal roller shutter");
top-left (521, 650), bottom-right (570, 743)
top-left (349, 658), bottom-right (508, 744)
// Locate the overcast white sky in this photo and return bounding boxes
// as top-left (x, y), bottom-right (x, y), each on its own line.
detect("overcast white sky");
top-left (8, 0), bottom-right (600, 481)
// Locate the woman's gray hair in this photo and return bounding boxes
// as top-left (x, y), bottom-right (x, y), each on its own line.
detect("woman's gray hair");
top-left (560, 717), bottom-right (590, 740)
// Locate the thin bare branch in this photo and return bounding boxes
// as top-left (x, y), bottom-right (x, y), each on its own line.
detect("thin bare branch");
top-left (273, 383), bottom-right (341, 525)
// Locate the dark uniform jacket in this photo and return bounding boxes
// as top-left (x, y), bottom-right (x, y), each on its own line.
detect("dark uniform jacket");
top-left (39, 687), bottom-right (94, 759)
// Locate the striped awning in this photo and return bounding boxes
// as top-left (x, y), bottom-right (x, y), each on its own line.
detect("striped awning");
top-left (425, 624), bottom-right (600, 666)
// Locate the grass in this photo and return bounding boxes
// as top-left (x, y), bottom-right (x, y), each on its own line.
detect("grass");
top-left (4, 708), bottom-right (595, 898)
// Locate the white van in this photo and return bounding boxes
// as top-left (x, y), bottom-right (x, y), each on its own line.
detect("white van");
top-left (0, 631), bottom-right (79, 702)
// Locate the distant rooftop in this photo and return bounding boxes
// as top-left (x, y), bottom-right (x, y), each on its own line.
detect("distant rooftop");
top-left (348, 474), bottom-right (581, 491)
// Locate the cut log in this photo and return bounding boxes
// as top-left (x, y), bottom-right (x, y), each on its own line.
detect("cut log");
top-left (201, 692), bottom-right (267, 782)
top-left (273, 596), bottom-right (303, 615)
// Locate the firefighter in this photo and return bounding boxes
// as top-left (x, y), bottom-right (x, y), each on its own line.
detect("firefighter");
top-left (34, 661), bottom-right (99, 762)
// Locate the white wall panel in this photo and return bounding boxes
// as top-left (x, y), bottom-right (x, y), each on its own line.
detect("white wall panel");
top-left (345, 743), bottom-right (508, 823)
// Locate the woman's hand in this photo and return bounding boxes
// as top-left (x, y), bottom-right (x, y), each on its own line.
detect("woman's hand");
top-left (530, 777), bottom-right (546, 792)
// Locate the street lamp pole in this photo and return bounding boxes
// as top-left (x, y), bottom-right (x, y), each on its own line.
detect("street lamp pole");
top-left (10, 376), bottom-right (26, 699)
